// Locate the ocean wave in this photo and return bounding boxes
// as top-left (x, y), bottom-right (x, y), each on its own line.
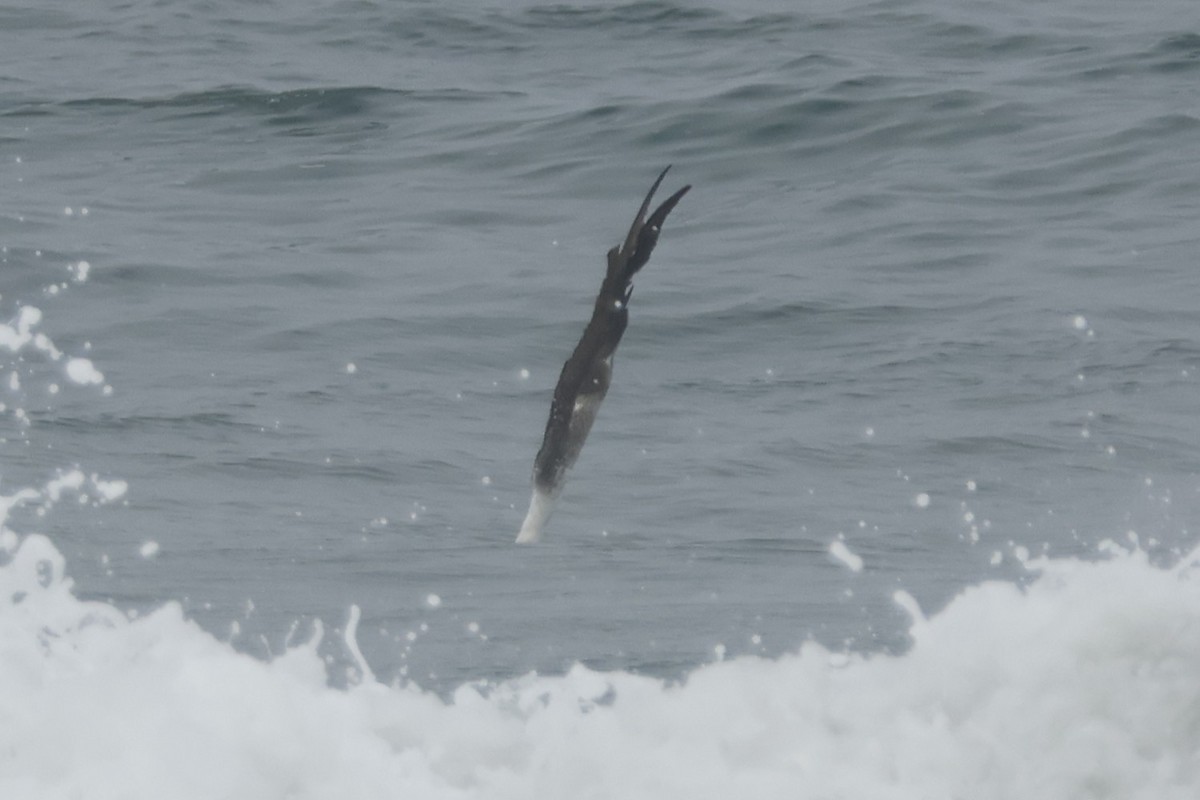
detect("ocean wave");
top-left (3, 518), bottom-right (1198, 799)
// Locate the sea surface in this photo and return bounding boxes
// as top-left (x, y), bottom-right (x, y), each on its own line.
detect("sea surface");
top-left (3, 1), bottom-right (1200, 797)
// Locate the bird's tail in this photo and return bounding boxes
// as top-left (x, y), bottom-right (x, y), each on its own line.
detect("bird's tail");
top-left (606, 165), bottom-right (692, 287)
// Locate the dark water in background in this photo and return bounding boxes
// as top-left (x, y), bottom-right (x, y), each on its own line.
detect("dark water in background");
top-left (2, 0), bottom-right (1200, 689)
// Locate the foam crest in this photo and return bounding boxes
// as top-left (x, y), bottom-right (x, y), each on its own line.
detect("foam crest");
top-left (2, 524), bottom-right (1199, 799)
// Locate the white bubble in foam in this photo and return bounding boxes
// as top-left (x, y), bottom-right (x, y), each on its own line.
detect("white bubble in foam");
top-left (7, 306), bottom-right (43, 346)
top-left (915, 492), bottom-right (931, 509)
top-left (45, 469), bottom-right (85, 501)
top-left (34, 333), bottom-right (62, 360)
top-left (829, 539), bottom-right (864, 573)
top-left (66, 357), bottom-right (104, 385)
top-left (91, 475), bottom-right (129, 502)
top-left (139, 541), bottom-right (160, 559)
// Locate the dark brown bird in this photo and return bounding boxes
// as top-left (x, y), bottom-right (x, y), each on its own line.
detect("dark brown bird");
top-left (517, 167), bottom-right (690, 543)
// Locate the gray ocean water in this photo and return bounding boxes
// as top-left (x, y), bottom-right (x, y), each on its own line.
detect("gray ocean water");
top-left (2, 0), bottom-right (1199, 690)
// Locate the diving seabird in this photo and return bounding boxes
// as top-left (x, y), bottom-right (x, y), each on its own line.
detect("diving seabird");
top-left (516, 166), bottom-right (690, 543)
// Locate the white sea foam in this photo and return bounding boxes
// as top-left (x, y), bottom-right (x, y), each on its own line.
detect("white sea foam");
top-left (66, 356), bottom-right (104, 385)
top-left (90, 474), bottom-right (129, 503)
top-left (44, 468), bottom-right (86, 502)
top-left (828, 538), bottom-right (864, 573)
top-left (2, 506), bottom-right (1199, 799)
top-left (0, 305), bottom-right (43, 352)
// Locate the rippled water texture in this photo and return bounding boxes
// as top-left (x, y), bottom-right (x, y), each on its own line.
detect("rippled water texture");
top-left (2, 0), bottom-right (1199, 713)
